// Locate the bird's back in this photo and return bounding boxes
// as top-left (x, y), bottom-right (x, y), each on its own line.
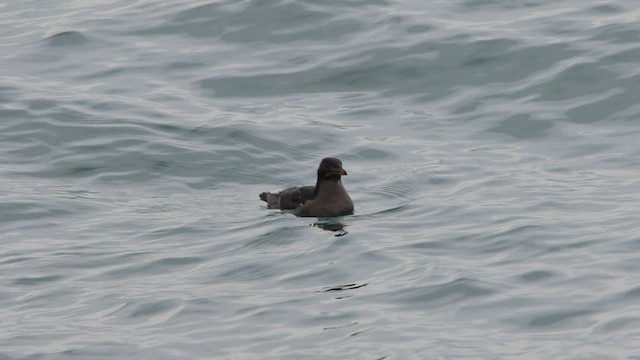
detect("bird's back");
top-left (259, 185), bottom-right (315, 210)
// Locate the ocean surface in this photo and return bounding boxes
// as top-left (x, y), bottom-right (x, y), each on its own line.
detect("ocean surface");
top-left (1, 0), bottom-right (640, 359)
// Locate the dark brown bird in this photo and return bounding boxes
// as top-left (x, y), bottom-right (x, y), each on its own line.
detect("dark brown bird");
top-left (259, 157), bottom-right (354, 217)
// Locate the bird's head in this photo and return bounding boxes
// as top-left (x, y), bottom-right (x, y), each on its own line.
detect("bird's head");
top-left (317, 157), bottom-right (347, 180)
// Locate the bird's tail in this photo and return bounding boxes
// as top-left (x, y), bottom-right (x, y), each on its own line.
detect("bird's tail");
top-left (259, 192), bottom-right (281, 209)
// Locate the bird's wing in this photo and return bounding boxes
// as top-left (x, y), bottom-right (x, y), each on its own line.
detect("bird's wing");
top-left (275, 185), bottom-right (315, 209)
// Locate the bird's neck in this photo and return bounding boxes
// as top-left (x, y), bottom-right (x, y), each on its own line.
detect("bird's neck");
top-left (314, 177), bottom-right (343, 198)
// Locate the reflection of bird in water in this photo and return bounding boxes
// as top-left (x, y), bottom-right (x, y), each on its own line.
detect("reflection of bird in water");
top-left (313, 221), bottom-right (348, 236)
top-left (259, 158), bottom-right (354, 218)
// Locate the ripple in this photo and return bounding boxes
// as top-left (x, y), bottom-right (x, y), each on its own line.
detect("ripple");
top-left (518, 270), bottom-right (556, 283)
top-left (384, 278), bottom-right (496, 308)
top-left (13, 275), bottom-right (64, 286)
top-left (0, 201), bottom-right (74, 223)
top-left (44, 31), bottom-right (90, 47)
top-left (526, 309), bottom-right (594, 328)
top-left (132, 1), bottom-right (363, 43)
top-left (488, 114), bottom-right (554, 139)
top-left (100, 256), bottom-right (204, 279)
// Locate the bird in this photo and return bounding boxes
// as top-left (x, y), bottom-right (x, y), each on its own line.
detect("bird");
top-left (259, 157), bottom-right (354, 217)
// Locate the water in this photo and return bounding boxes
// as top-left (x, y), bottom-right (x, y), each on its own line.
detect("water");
top-left (1, 0), bottom-right (640, 358)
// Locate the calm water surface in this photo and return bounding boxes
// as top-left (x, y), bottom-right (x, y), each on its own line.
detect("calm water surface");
top-left (1, 0), bottom-right (640, 359)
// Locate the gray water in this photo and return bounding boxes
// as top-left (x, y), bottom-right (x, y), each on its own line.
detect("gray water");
top-left (1, 1), bottom-right (640, 359)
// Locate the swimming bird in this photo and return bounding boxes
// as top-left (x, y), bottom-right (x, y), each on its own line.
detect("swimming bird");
top-left (259, 157), bottom-right (354, 217)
